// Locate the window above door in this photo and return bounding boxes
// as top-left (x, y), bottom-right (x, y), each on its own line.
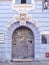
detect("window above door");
top-left (12, 0), bottom-right (34, 12)
top-left (13, 0), bottom-right (32, 4)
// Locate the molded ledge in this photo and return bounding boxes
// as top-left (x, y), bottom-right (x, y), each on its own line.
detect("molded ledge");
top-left (12, 4), bottom-right (34, 13)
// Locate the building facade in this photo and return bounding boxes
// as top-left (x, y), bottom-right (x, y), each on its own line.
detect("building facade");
top-left (0, 0), bottom-right (49, 62)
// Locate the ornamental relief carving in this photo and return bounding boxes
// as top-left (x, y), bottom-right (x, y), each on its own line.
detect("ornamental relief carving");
top-left (15, 13), bottom-right (32, 21)
top-left (14, 13), bottom-right (32, 25)
top-left (7, 13), bottom-right (39, 28)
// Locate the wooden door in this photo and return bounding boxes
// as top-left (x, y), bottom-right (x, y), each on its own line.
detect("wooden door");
top-left (12, 27), bottom-right (34, 59)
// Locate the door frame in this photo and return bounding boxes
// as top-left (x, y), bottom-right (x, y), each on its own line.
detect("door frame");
top-left (6, 16), bottom-right (41, 61)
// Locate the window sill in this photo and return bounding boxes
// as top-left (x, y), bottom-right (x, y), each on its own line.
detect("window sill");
top-left (13, 4), bottom-right (33, 7)
top-left (11, 59), bottom-right (33, 62)
top-left (12, 4), bottom-right (34, 12)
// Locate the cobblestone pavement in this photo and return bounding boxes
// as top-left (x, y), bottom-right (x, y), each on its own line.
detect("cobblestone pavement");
top-left (0, 61), bottom-right (49, 65)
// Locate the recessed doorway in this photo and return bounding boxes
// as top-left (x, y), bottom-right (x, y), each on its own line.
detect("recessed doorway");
top-left (12, 26), bottom-right (34, 60)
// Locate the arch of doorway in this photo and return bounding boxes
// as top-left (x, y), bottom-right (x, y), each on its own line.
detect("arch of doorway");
top-left (5, 21), bottom-right (41, 61)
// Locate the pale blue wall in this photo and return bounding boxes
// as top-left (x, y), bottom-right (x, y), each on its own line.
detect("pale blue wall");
top-left (0, 1), bottom-right (49, 62)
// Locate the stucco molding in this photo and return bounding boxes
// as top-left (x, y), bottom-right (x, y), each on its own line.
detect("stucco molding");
top-left (12, 5), bottom-right (34, 13)
top-left (7, 13), bottom-right (39, 29)
top-left (41, 31), bottom-right (49, 34)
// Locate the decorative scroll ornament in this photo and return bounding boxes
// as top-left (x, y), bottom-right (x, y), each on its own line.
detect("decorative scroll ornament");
top-left (14, 13), bottom-right (33, 25)
top-left (7, 13), bottom-right (39, 28)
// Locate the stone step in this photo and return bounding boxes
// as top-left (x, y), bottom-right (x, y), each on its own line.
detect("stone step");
top-left (0, 61), bottom-right (49, 65)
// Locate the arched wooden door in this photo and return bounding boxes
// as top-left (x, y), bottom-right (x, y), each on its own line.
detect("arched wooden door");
top-left (12, 27), bottom-right (34, 59)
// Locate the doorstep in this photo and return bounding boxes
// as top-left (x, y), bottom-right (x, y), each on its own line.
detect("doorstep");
top-left (11, 59), bottom-right (33, 62)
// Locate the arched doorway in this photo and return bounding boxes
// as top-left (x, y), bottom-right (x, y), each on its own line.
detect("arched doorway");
top-left (12, 26), bottom-right (34, 59)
